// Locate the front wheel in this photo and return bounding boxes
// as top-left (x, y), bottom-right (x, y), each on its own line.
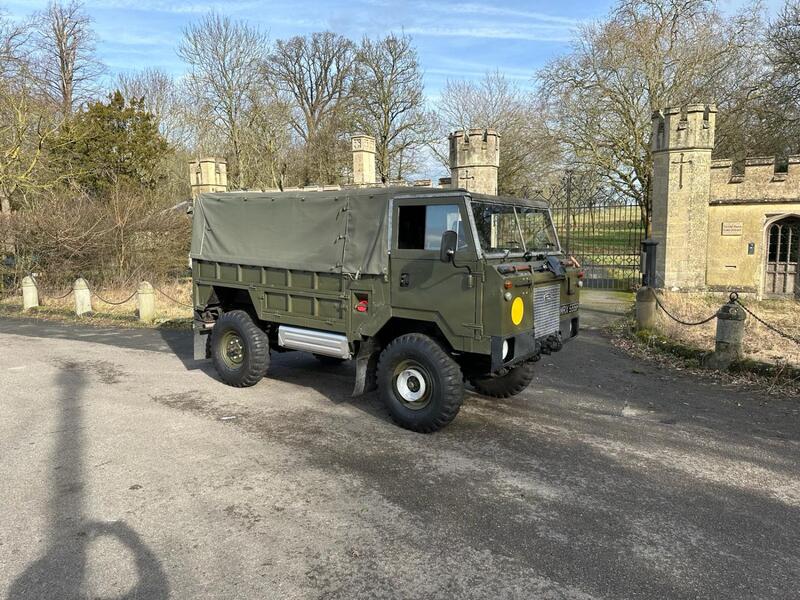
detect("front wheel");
top-left (211, 310), bottom-right (270, 387)
top-left (377, 334), bottom-right (463, 433)
top-left (470, 362), bottom-right (536, 398)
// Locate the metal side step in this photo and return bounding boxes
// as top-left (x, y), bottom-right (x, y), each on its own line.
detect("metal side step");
top-left (277, 326), bottom-right (351, 359)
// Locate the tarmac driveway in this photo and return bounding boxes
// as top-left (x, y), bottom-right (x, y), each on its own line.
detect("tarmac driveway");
top-left (0, 317), bottom-right (798, 599)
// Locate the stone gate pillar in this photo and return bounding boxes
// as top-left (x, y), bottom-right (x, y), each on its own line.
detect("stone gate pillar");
top-left (351, 134), bottom-right (376, 186)
top-left (650, 104), bottom-right (716, 290)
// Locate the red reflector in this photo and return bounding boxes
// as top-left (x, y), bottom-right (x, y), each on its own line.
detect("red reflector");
top-left (577, 271), bottom-right (585, 279)
top-left (355, 300), bottom-right (368, 313)
top-left (503, 280), bottom-right (513, 289)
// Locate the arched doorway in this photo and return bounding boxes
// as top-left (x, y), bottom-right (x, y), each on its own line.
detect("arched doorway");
top-left (765, 216), bottom-right (800, 296)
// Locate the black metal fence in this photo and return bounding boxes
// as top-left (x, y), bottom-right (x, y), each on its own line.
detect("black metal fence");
top-left (532, 174), bottom-right (646, 291)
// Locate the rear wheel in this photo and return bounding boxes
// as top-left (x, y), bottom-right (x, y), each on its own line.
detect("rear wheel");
top-left (211, 310), bottom-right (270, 387)
top-left (377, 333), bottom-right (463, 433)
top-left (470, 362), bottom-right (536, 398)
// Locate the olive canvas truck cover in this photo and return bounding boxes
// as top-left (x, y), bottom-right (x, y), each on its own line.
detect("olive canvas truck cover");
top-left (191, 191), bottom-right (391, 277)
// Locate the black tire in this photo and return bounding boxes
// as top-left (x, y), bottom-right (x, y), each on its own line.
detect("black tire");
top-left (470, 362), bottom-right (536, 398)
top-left (313, 353), bottom-right (346, 366)
top-left (376, 333), bottom-right (463, 433)
top-left (211, 310), bottom-right (270, 387)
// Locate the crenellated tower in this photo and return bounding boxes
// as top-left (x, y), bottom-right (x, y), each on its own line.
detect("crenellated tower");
top-left (189, 157), bottom-right (228, 199)
top-left (449, 129), bottom-right (500, 196)
top-left (650, 103), bottom-right (717, 289)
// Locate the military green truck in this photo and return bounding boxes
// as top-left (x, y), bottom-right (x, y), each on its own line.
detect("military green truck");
top-left (191, 187), bottom-right (580, 432)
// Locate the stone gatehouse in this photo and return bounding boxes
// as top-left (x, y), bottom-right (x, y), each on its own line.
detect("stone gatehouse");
top-left (651, 104), bottom-right (800, 298)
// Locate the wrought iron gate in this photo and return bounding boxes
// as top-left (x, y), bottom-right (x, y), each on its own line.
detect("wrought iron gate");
top-left (532, 175), bottom-right (646, 290)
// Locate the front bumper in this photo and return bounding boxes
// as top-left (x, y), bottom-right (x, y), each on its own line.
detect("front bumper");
top-left (490, 313), bottom-right (579, 372)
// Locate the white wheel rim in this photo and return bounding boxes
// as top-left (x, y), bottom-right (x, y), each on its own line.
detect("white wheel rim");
top-left (396, 368), bottom-right (427, 402)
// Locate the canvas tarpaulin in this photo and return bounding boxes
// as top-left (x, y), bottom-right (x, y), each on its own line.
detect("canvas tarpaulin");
top-left (190, 190), bottom-right (392, 276)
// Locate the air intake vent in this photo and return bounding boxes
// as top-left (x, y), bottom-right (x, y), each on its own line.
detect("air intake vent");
top-left (533, 284), bottom-right (560, 338)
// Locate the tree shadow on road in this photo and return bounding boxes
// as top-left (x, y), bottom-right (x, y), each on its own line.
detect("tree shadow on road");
top-left (7, 364), bottom-right (170, 600)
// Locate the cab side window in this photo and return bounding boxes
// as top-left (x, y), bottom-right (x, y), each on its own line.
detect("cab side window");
top-left (397, 204), bottom-right (466, 251)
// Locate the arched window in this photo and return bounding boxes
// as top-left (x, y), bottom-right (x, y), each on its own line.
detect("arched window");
top-left (765, 216), bottom-right (800, 296)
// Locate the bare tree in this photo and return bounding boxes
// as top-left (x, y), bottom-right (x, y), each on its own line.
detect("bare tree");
top-left (266, 32), bottom-right (357, 184)
top-left (354, 33), bottom-right (428, 182)
top-left (179, 14), bottom-right (270, 188)
top-left (32, 0), bottom-right (103, 115)
top-left (746, 0), bottom-right (800, 157)
top-left (117, 67), bottom-right (190, 146)
top-left (436, 71), bottom-right (561, 196)
top-left (0, 13), bottom-right (66, 216)
top-left (537, 0), bottom-right (762, 231)
top-left (239, 89), bottom-right (294, 190)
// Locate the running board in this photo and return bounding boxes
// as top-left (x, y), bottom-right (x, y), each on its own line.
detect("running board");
top-left (277, 326), bottom-right (351, 359)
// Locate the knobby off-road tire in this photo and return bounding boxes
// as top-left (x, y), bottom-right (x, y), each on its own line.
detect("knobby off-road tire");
top-left (470, 361), bottom-right (536, 398)
top-left (377, 333), bottom-right (463, 433)
top-left (211, 310), bottom-right (270, 387)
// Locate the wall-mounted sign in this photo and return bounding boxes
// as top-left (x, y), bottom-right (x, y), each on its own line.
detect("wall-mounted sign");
top-left (721, 222), bottom-right (743, 236)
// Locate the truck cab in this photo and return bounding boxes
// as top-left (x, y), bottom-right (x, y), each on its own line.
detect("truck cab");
top-left (191, 187), bottom-right (580, 433)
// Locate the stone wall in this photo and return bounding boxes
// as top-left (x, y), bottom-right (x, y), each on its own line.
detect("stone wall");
top-left (706, 158), bottom-right (800, 293)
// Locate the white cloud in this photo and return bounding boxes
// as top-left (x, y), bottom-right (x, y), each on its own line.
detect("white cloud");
top-left (404, 25), bottom-right (574, 42)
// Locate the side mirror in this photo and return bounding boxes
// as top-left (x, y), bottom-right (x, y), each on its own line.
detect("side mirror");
top-left (440, 230), bottom-right (458, 262)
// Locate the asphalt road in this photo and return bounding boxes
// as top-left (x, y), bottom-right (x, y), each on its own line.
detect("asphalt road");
top-left (1, 316), bottom-right (798, 599)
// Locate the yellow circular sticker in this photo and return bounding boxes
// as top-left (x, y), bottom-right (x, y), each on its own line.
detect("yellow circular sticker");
top-left (511, 297), bottom-right (524, 325)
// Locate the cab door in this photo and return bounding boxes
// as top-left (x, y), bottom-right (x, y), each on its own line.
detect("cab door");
top-left (389, 196), bottom-right (481, 348)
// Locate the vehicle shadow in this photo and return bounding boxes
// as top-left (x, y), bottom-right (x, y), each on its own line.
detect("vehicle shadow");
top-left (7, 364), bottom-right (170, 600)
top-left (263, 351), bottom-right (394, 425)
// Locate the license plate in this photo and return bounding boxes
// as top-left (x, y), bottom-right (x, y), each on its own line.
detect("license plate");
top-left (560, 303), bottom-right (579, 315)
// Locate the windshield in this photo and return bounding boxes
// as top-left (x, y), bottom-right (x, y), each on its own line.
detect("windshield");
top-left (517, 206), bottom-right (559, 253)
top-left (470, 201), bottom-right (559, 256)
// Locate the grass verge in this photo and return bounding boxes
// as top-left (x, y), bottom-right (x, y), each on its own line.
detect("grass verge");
top-left (612, 319), bottom-right (800, 399)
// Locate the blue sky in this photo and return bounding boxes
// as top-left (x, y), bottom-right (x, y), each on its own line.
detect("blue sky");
top-left (2, 0), bottom-right (782, 96)
top-left (2, 0), bottom-right (613, 95)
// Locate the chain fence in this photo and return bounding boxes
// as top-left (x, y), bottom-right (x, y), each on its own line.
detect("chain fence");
top-left (651, 286), bottom-right (800, 347)
top-left (1, 274), bottom-right (194, 310)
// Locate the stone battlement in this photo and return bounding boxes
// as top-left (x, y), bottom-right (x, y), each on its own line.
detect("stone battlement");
top-left (651, 104), bottom-right (717, 152)
top-left (710, 155), bottom-right (800, 201)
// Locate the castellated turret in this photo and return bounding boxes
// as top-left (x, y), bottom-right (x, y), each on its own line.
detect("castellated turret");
top-left (189, 157), bottom-right (228, 199)
top-left (351, 134), bottom-right (377, 186)
top-left (650, 103), bottom-right (717, 290)
top-left (449, 128), bottom-right (500, 196)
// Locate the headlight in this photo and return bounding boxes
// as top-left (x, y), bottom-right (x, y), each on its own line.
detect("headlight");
top-left (502, 340), bottom-right (510, 359)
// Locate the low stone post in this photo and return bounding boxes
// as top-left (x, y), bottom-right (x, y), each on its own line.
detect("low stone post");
top-left (635, 286), bottom-right (657, 330)
top-left (705, 297), bottom-right (746, 370)
top-left (137, 281), bottom-right (156, 323)
top-left (21, 276), bottom-right (39, 311)
top-left (73, 277), bottom-right (92, 316)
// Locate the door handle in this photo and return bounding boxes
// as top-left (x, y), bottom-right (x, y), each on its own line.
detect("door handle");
top-left (400, 273), bottom-right (410, 287)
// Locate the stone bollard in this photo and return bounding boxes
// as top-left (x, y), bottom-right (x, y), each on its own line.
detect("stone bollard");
top-left (635, 286), bottom-right (657, 330)
top-left (21, 276), bottom-right (39, 311)
top-left (704, 296), bottom-right (746, 370)
top-left (137, 281), bottom-right (156, 323)
top-left (73, 277), bottom-right (92, 316)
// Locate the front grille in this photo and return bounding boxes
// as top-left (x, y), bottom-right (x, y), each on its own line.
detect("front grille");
top-left (533, 283), bottom-right (560, 338)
